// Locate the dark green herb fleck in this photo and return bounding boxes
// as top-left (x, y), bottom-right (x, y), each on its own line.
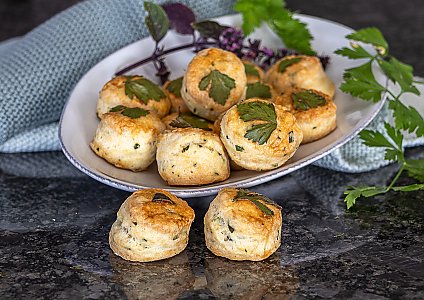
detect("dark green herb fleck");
top-left (233, 189), bottom-right (281, 216)
top-left (152, 192), bottom-right (175, 204)
top-left (288, 131), bottom-right (294, 143)
top-left (235, 145), bottom-right (244, 152)
top-left (182, 145), bottom-right (190, 152)
top-left (278, 57), bottom-right (302, 73)
top-left (134, 143), bottom-right (140, 149)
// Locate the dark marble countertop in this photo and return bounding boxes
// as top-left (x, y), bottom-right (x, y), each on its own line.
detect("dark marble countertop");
top-left (1, 0), bottom-right (424, 299)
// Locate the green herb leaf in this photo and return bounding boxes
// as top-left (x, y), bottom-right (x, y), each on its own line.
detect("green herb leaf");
top-left (235, 145), bottom-right (244, 152)
top-left (344, 186), bottom-right (386, 209)
top-left (237, 101), bottom-right (276, 123)
top-left (191, 20), bottom-right (229, 40)
top-left (169, 113), bottom-right (212, 131)
top-left (166, 77), bottom-right (183, 97)
top-left (244, 63), bottom-right (260, 77)
top-left (359, 125), bottom-right (403, 162)
top-left (110, 105), bottom-right (149, 119)
top-left (152, 192), bottom-right (175, 204)
top-left (392, 184), bottom-right (424, 192)
top-left (334, 46), bottom-right (373, 59)
top-left (278, 57), bottom-right (302, 73)
top-left (233, 189), bottom-right (280, 216)
top-left (292, 89), bottom-right (327, 111)
top-left (405, 159), bottom-right (424, 183)
top-left (378, 57), bottom-right (419, 95)
top-left (346, 27), bottom-right (388, 53)
top-left (244, 123), bottom-right (277, 145)
top-left (246, 82), bottom-right (272, 99)
top-left (234, 0), bottom-right (315, 55)
top-left (125, 77), bottom-right (166, 104)
top-left (144, 2), bottom-right (169, 43)
top-left (198, 70), bottom-right (236, 105)
top-left (389, 100), bottom-right (424, 137)
top-left (340, 62), bottom-right (386, 102)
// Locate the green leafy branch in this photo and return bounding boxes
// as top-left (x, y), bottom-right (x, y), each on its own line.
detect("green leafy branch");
top-left (337, 28), bottom-right (424, 208)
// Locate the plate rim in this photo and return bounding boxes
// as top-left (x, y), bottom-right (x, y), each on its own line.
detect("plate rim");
top-left (59, 13), bottom-right (387, 198)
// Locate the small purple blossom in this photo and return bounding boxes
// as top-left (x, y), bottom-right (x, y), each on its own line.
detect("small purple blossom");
top-left (219, 27), bottom-right (244, 55)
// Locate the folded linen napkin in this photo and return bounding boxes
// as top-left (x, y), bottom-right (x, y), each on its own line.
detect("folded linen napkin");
top-left (0, 0), bottom-right (422, 173)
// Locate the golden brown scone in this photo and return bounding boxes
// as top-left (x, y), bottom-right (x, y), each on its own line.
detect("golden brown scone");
top-left (90, 106), bottom-right (165, 171)
top-left (220, 98), bottom-right (303, 171)
top-left (265, 55), bottom-right (335, 98)
top-left (181, 48), bottom-right (247, 121)
top-left (97, 75), bottom-right (171, 118)
top-left (163, 77), bottom-right (191, 114)
top-left (162, 112), bottom-right (214, 132)
top-left (242, 60), bottom-right (265, 84)
top-left (204, 188), bottom-right (282, 261)
top-left (109, 189), bottom-right (195, 262)
top-left (156, 128), bottom-right (230, 186)
top-left (275, 88), bottom-right (337, 143)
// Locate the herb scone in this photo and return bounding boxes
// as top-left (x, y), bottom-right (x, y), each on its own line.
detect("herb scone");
top-left (109, 189), bottom-right (195, 262)
top-left (156, 128), bottom-right (230, 185)
top-left (275, 87), bottom-right (337, 143)
top-left (90, 106), bottom-right (165, 171)
top-left (204, 188), bottom-right (282, 261)
top-left (265, 55), bottom-right (335, 98)
top-left (181, 47), bottom-right (247, 121)
top-left (220, 98), bottom-right (303, 171)
top-left (97, 75), bottom-right (171, 118)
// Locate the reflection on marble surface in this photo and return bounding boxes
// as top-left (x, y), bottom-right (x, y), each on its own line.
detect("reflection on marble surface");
top-left (1, 150), bottom-right (424, 298)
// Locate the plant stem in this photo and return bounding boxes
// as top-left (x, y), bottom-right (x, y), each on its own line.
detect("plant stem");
top-left (116, 41), bottom-right (216, 76)
top-left (386, 162), bottom-right (406, 192)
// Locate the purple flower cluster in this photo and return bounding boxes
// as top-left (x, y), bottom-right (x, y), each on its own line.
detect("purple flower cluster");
top-left (218, 27), bottom-right (244, 55)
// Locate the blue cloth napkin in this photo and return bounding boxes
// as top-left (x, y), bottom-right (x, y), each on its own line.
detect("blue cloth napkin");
top-left (0, 0), bottom-right (422, 173)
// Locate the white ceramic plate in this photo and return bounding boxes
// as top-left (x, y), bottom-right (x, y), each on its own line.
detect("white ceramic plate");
top-left (59, 14), bottom-right (386, 197)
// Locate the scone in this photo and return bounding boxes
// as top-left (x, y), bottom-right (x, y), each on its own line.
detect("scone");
top-left (97, 75), bottom-right (171, 118)
top-left (156, 128), bottom-right (230, 185)
top-left (242, 60), bottom-right (265, 84)
top-left (163, 77), bottom-right (190, 114)
top-left (265, 55), bottom-right (335, 98)
top-left (109, 189), bottom-right (195, 262)
top-left (204, 188), bottom-right (282, 261)
top-left (90, 106), bottom-right (165, 171)
top-left (181, 48), bottom-right (247, 121)
top-left (220, 98), bottom-right (303, 171)
top-left (162, 112), bottom-right (214, 131)
top-left (275, 88), bottom-right (337, 143)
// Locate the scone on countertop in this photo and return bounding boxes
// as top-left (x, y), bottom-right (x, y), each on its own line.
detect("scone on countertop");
top-left (181, 48), bottom-right (247, 121)
top-left (163, 76), bottom-right (191, 114)
top-left (275, 87), bottom-right (337, 143)
top-left (204, 188), bottom-right (282, 261)
top-left (265, 55), bottom-right (335, 98)
top-left (109, 189), bottom-right (195, 262)
top-left (97, 75), bottom-right (171, 118)
top-left (162, 112), bottom-right (215, 132)
top-left (90, 106), bottom-right (165, 171)
top-left (156, 128), bottom-right (230, 185)
top-left (220, 98), bottom-right (303, 171)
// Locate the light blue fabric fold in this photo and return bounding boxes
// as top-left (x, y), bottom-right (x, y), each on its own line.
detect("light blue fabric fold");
top-left (0, 0), bottom-right (422, 173)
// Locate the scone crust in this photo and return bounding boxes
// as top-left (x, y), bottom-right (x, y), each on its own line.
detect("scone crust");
top-left (90, 111), bottom-right (165, 171)
top-left (220, 98), bottom-right (303, 171)
top-left (265, 55), bottom-right (335, 98)
top-left (156, 128), bottom-right (230, 185)
top-left (204, 188), bottom-right (282, 261)
top-left (275, 88), bottom-right (337, 143)
top-left (97, 75), bottom-right (171, 118)
top-left (181, 48), bottom-right (247, 121)
top-left (163, 79), bottom-right (191, 114)
top-left (109, 189), bottom-right (195, 262)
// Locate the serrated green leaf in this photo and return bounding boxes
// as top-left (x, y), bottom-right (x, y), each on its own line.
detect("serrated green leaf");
top-left (246, 82), bottom-right (272, 99)
top-left (335, 46), bottom-right (373, 59)
top-left (278, 57), bottom-right (302, 73)
top-left (344, 186), bottom-right (386, 209)
top-left (384, 122), bottom-right (403, 150)
top-left (166, 77), bottom-right (183, 97)
top-left (110, 105), bottom-right (149, 119)
top-left (245, 122), bottom-right (277, 145)
top-left (237, 101), bottom-right (276, 123)
top-left (340, 62), bottom-right (386, 102)
top-left (347, 27), bottom-right (388, 52)
top-left (244, 63), bottom-right (260, 77)
top-left (389, 100), bottom-right (424, 137)
top-left (110, 105), bottom-right (126, 112)
top-left (198, 70), bottom-right (236, 105)
top-left (392, 184), bottom-right (424, 192)
top-left (405, 159), bottom-right (424, 183)
top-left (169, 113), bottom-right (212, 131)
top-left (292, 89), bottom-right (327, 111)
top-left (191, 21), bottom-right (229, 39)
top-left (378, 57), bottom-right (419, 95)
top-left (125, 77), bottom-right (166, 104)
top-left (359, 129), bottom-right (393, 148)
top-left (144, 2), bottom-right (169, 42)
